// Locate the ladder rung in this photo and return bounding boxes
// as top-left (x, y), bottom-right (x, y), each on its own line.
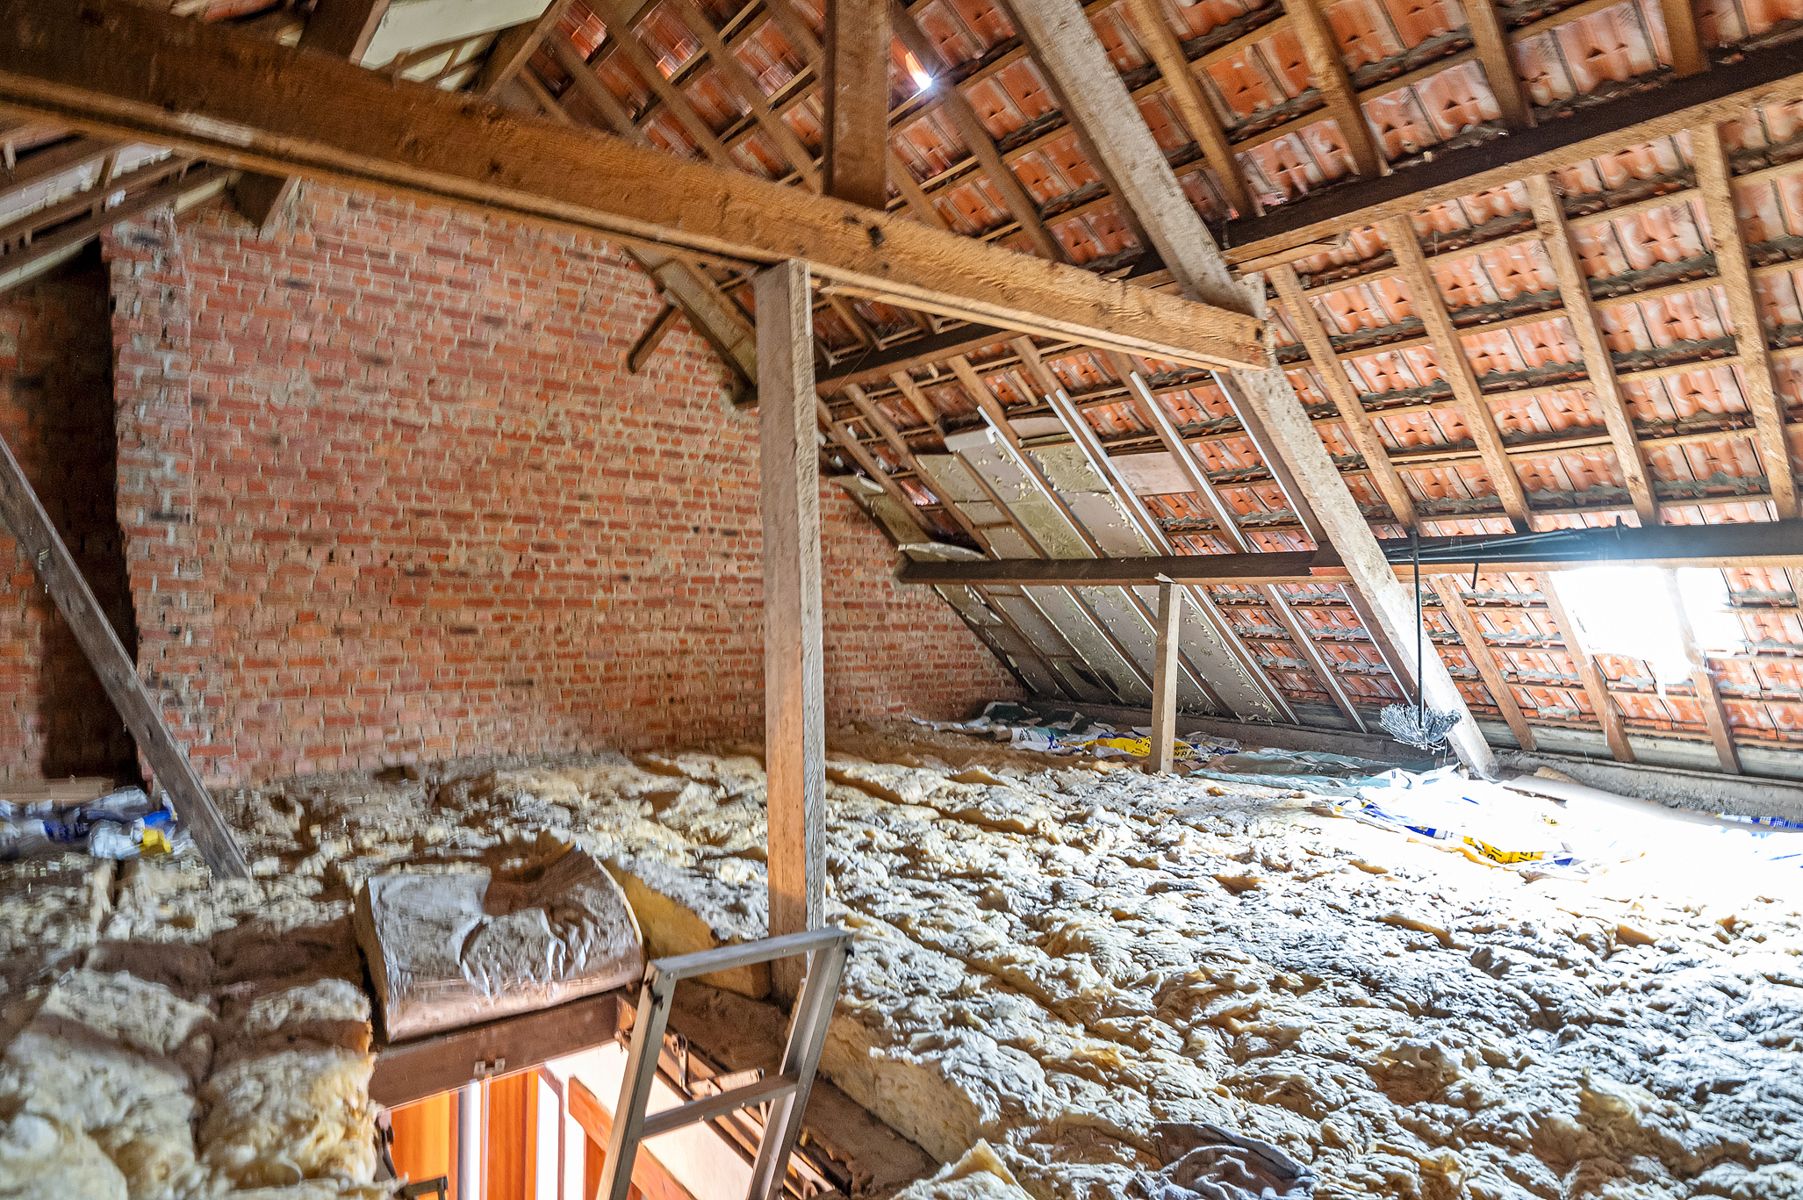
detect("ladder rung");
top-left (639, 1073), bottom-right (799, 1138)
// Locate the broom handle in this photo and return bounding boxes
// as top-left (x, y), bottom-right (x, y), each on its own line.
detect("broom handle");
top-left (1412, 527), bottom-right (1424, 714)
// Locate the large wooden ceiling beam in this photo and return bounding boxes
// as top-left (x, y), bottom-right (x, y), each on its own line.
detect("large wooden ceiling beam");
top-left (1004, 0), bottom-right (1488, 770)
top-left (0, 0), bottom-right (1263, 370)
top-left (1219, 39), bottom-right (1803, 268)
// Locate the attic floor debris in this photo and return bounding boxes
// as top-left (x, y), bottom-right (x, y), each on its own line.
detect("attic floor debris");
top-left (2, 728), bottom-right (1799, 1199)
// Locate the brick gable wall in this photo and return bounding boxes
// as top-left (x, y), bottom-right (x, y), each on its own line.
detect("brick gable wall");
top-left (0, 253), bottom-right (139, 784)
top-left (89, 187), bottom-right (1014, 785)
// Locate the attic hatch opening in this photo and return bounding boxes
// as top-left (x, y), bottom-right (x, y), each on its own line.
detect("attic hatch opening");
top-left (1553, 566), bottom-right (1744, 687)
top-left (384, 1040), bottom-right (847, 1199)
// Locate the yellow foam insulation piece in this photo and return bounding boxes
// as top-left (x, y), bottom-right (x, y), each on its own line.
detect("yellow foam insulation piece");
top-left (894, 1141), bottom-right (1035, 1200)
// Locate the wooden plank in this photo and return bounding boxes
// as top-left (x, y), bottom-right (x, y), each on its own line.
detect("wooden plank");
top-left (757, 261), bottom-right (825, 999)
top-left (1148, 582), bottom-right (1181, 773)
top-left (625, 302), bottom-right (680, 373)
top-left (1284, 0), bottom-right (1382, 177)
top-left (370, 993), bottom-right (627, 1107)
top-left (1463, 0), bottom-right (1530, 127)
top-left (1692, 124), bottom-right (1799, 520)
top-left (1121, 0), bottom-right (1255, 216)
top-left (1218, 38), bottom-right (1803, 267)
top-left (1662, 571), bottom-right (1739, 772)
top-left (1541, 574), bottom-right (1634, 762)
top-left (1521, 175), bottom-right (1657, 525)
top-left (0, 424), bottom-right (248, 878)
top-left (0, 0), bottom-right (1263, 371)
top-left (1429, 576), bottom-right (1536, 751)
top-left (824, 0), bottom-right (890, 207)
top-left (1381, 216), bottom-right (1531, 530)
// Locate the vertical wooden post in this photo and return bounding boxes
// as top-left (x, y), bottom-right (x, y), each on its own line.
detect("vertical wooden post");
top-left (1149, 582), bottom-right (1181, 774)
top-left (757, 260), bottom-right (825, 999)
top-left (0, 425), bottom-right (249, 877)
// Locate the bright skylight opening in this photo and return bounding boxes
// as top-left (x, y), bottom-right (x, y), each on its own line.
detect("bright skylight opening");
top-left (903, 50), bottom-right (934, 94)
top-left (1554, 566), bottom-right (1743, 686)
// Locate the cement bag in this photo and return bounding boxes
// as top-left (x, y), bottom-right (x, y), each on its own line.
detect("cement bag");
top-left (356, 848), bottom-right (645, 1041)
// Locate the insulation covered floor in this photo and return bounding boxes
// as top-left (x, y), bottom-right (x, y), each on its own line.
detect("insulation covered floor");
top-left (1, 728), bottom-right (1801, 1198)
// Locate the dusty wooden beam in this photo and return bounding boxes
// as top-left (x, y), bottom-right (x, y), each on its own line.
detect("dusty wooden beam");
top-left (1148, 582), bottom-right (1181, 772)
top-left (1692, 124), bottom-right (1800, 520)
top-left (625, 301), bottom-right (680, 373)
top-left (824, 0), bottom-right (890, 208)
top-left (1658, 0), bottom-right (1706, 77)
top-left (1521, 176), bottom-right (1657, 525)
top-left (757, 261), bottom-right (825, 999)
top-left (0, 423), bottom-right (249, 878)
top-left (0, 1), bottom-right (1263, 370)
top-left (1219, 39), bottom-right (1803, 267)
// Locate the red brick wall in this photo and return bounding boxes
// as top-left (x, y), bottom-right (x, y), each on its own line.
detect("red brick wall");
top-left (100, 188), bottom-right (1015, 785)
top-left (0, 253), bottom-right (138, 784)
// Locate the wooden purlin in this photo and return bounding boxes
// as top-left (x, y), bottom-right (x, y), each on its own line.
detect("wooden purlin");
top-left (1521, 175), bottom-right (1658, 526)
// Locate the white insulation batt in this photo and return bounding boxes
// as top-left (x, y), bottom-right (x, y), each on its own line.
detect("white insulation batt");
top-left (0, 728), bottom-right (1800, 1198)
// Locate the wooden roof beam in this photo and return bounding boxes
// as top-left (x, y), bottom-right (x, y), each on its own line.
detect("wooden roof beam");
top-left (1283, 0), bottom-right (1383, 177)
top-left (0, 0), bottom-right (1263, 371)
top-left (823, 0), bottom-right (889, 208)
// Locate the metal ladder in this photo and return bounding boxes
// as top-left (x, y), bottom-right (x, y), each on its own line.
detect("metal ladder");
top-left (595, 926), bottom-right (854, 1200)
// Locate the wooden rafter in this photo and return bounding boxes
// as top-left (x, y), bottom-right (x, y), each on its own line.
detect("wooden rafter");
top-left (0, 0), bottom-right (1265, 371)
top-left (1662, 571), bottom-right (1739, 772)
top-left (1540, 574), bottom-right (1634, 762)
top-left (1269, 264), bottom-right (1417, 527)
top-left (473, 0), bottom-right (575, 97)
top-left (1463, 0), bottom-right (1529, 127)
top-left (666, 0), bottom-right (822, 188)
top-left (1658, 0), bottom-right (1706, 77)
top-left (1521, 175), bottom-right (1658, 526)
top-left (1282, 0), bottom-right (1382, 177)
top-left (1121, 0), bottom-right (1255, 216)
top-left (1429, 577), bottom-right (1536, 751)
top-left (1692, 123), bottom-right (1800, 520)
top-left (1381, 215), bottom-right (1531, 531)
top-left (889, 2), bottom-right (1064, 261)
